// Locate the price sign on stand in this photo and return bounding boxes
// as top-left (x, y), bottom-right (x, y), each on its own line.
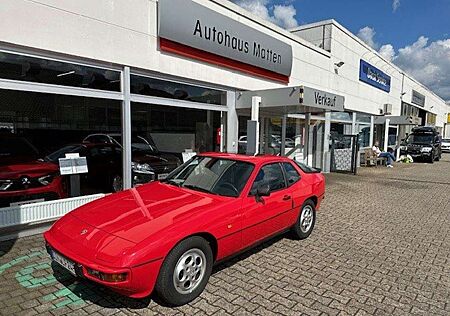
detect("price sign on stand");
top-left (58, 153), bottom-right (88, 197)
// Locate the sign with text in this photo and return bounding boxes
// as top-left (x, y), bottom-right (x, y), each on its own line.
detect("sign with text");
top-left (158, 0), bottom-right (293, 80)
top-left (59, 154), bottom-right (88, 175)
top-left (301, 86), bottom-right (345, 111)
top-left (359, 59), bottom-right (391, 92)
top-left (412, 90), bottom-right (425, 107)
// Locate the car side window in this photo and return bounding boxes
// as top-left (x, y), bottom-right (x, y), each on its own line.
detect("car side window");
top-left (250, 163), bottom-right (286, 195)
top-left (282, 162), bottom-right (301, 186)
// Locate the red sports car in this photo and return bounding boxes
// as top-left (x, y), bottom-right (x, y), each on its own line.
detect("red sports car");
top-left (44, 153), bottom-right (325, 306)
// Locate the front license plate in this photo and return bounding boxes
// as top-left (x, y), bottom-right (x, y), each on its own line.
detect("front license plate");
top-left (51, 250), bottom-right (76, 276)
top-left (158, 173), bottom-right (169, 180)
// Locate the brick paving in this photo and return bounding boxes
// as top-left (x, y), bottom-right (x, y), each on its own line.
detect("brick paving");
top-left (1, 155), bottom-right (449, 315)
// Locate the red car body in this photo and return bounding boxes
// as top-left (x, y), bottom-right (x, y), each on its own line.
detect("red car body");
top-left (44, 153), bottom-right (325, 298)
top-left (0, 161), bottom-right (66, 207)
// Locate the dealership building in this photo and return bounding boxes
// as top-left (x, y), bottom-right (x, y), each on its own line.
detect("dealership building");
top-left (0, 0), bottom-right (448, 232)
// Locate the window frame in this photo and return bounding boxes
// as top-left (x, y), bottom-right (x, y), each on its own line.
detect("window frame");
top-left (281, 162), bottom-right (301, 187)
top-left (249, 162), bottom-right (288, 196)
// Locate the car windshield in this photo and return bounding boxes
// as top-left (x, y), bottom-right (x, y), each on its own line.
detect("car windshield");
top-left (45, 145), bottom-right (84, 162)
top-left (163, 156), bottom-right (254, 197)
top-left (130, 136), bottom-right (158, 154)
top-left (407, 134), bottom-right (433, 144)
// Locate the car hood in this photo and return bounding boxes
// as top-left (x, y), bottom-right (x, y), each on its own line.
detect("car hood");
top-left (0, 160), bottom-right (58, 179)
top-left (70, 181), bottom-right (223, 244)
top-left (132, 152), bottom-right (179, 165)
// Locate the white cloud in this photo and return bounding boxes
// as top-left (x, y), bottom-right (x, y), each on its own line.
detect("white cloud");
top-left (392, 0), bottom-right (401, 12)
top-left (233, 0), bottom-right (298, 29)
top-left (379, 44), bottom-right (396, 61)
top-left (357, 26), bottom-right (378, 49)
top-left (394, 36), bottom-right (450, 101)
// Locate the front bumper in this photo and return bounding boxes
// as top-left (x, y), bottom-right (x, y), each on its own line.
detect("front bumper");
top-left (0, 177), bottom-right (66, 208)
top-left (44, 234), bottom-right (163, 298)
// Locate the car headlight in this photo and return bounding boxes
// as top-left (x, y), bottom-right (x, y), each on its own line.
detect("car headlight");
top-left (131, 162), bottom-right (154, 174)
top-left (0, 180), bottom-right (13, 191)
top-left (421, 147), bottom-right (432, 153)
top-left (400, 146), bottom-right (407, 151)
top-left (38, 174), bottom-right (55, 186)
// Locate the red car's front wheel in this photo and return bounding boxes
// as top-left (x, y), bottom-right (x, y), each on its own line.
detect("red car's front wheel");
top-left (154, 236), bottom-right (213, 306)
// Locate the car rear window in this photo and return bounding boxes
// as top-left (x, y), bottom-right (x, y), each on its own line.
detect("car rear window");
top-left (294, 161), bottom-right (321, 173)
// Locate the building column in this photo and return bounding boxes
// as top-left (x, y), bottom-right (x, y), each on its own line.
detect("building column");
top-left (281, 114), bottom-right (287, 156)
top-left (369, 115), bottom-right (374, 148)
top-left (384, 118), bottom-right (390, 152)
top-left (304, 113), bottom-right (311, 165)
top-left (121, 66), bottom-right (132, 190)
top-left (226, 91), bottom-right (238, 153)
top-left (351, 112), bottom-right (357, 135)
top-left (323, 111), bottom-right (331, 173)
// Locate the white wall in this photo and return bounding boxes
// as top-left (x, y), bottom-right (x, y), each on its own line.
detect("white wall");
top-left (0, 0), bottom-right (447, 126)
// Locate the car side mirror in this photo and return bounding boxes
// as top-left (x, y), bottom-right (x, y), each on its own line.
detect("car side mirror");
top-left (255, 183), bottom-right (270, 202)
top-left (257, 183), bottom-right (270, 196)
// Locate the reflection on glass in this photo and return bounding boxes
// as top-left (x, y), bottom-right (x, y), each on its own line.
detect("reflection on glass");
top-left (0, 52), bottom-right (121, 91)
top-left (130, 75), bottom-right (226, 105)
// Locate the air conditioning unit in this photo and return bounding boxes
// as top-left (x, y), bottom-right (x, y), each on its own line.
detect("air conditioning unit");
top-left (383, 103), bottom-right (392, 115)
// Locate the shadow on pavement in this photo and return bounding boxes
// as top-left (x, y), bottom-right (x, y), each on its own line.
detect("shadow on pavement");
top-left (51, 262), bottom-right (151, 309)
top-left (0, 236), bottom-right (17, 258)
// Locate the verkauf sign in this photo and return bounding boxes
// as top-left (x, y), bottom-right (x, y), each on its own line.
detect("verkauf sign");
top-left (158, 0), bottom-right (293, 83)
top-left (359, 60), bottom-right (391, 93)
top-left (412, 90), bottom-right (426, 107)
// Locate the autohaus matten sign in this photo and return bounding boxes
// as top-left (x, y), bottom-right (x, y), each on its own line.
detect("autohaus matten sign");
top-left (158, 0), bottom-right (293, 82)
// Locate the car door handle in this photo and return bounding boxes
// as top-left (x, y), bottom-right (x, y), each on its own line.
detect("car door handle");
top-left (283, 195), bottom-right (291, 200)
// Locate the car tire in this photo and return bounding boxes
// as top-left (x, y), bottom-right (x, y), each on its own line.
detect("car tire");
top-left (155, 236), bottom-right (213, 306)
top-left (111, 175), bottom-right (123, 192)
top-left (291, 200), bottom-right (316, 240)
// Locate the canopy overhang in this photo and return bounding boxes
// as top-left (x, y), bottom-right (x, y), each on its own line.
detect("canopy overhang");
top-left (236, 85), bottom-right (345, 116)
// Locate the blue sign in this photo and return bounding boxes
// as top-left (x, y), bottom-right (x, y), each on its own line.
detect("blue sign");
top-left (359, 60), bottom-right (391, 92)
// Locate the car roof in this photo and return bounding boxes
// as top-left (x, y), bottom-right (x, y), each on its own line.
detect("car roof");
top-left (198, 152), bottom-right (293, 164)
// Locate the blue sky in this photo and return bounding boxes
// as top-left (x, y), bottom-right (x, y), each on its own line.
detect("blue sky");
top-left (290, 0), bottom-right (450, 48)
top-left (233, 0), bottom-right (450, 101)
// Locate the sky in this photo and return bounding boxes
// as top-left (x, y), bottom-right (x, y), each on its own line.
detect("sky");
top-left (231, 0), bottom-right (450, 102)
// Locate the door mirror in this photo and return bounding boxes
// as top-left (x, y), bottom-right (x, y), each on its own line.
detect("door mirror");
top-left (256, 183), bottom-right (270, 197)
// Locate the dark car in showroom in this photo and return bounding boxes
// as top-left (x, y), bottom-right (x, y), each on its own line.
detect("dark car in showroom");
top-left (399, 127), bottom-right (442, 163)
top-left (0, 134), bottom-right (67, 207)
top-left (46, 135), bottom-right (180, 192)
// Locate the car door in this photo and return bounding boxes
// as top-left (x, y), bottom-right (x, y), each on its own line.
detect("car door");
top-left (241, 162), bottom-right (293, 248)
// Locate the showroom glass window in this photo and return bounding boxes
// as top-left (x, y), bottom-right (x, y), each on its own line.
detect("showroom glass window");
top-left (130, 75), bottom-right (227, 105)
top-left (0, 52), bottom-right (121, 91)
top-left (0, 89), bottom-right (122, 209)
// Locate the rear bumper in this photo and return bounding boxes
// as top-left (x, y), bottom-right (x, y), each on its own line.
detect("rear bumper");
top-left (44, 232), bottom-right (162, 298)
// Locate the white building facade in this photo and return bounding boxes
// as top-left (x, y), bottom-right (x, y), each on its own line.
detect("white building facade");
top-left (0, 0), bottom-right (448, 229)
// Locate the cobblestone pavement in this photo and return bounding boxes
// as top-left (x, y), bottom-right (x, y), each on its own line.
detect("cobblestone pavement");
top-left (1, 155), bottom-right (449, 316)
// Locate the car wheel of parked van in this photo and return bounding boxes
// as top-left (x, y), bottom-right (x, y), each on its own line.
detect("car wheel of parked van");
top-left (292, 200), bottom-right (316, 240)
top-left (155, 236), bottom-right (213, 306)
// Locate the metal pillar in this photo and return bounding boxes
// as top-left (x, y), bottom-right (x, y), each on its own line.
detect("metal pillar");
top-left (121, 66), bottom-right (132, 190)
top-left (226, 91), bottom-right (238, 153)
top-left (281, 114), bottom-right (287, 156)
top-left (384, 118), bottom-right (390, 152)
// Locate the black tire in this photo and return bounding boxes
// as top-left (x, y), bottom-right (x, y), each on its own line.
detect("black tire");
top-left (111, 174), bottom-right (123, 192)
top-left (155, 236), bottom-right (213, 306)
top-left (291, 200), bottom-right (316, 240)
top-left (435, 153), bottom-right (440, 161)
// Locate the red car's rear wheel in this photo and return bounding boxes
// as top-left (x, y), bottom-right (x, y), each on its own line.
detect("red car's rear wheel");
top-left (155, 236), bottom-right (213, 306)
top-left (291, 200), bottom-right (316, 240)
